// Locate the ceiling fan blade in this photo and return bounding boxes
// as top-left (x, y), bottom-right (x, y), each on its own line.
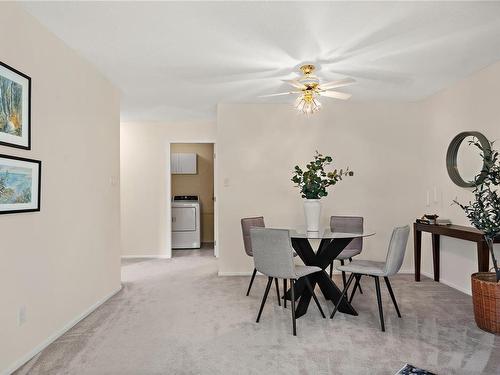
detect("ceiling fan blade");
top-left (319, 90), bottom-right (352, 100)
top-left (319, 78), bottom-right (356, 90)
top-left (282, 80), bottom-right (306, 89)
top-left (258, 91), bottom-right (300, 98)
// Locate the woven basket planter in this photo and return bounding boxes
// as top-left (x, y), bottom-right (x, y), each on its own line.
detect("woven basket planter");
top-left (471, 272), bottom-right (500, 334)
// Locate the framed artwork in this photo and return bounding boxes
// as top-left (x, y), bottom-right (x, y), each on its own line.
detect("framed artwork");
top-left (0, 61), bottom-right (31, 149)
top-left (0, 154), bottom-right (41, 214)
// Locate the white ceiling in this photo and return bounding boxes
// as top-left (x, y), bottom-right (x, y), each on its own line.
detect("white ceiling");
top-left (21, 1), bottom-right (500, 122)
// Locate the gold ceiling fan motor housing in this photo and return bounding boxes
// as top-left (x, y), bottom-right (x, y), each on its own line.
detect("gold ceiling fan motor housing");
top-left (298, 64), bottom-right (320, 91)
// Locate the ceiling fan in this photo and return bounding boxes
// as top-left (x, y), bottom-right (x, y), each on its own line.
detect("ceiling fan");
top-left (260, 64), bottom-right (355, 115)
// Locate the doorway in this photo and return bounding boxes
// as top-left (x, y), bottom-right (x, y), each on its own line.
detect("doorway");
top-left (170, 143), bottom-right (215, 257)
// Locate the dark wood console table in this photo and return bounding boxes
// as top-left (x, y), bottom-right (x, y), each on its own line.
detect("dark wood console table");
top-left (414, 222), bottom-right (499, 282)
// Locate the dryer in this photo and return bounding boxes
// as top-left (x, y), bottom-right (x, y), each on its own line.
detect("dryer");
top-left (172, 195), bottom-right (201, 249)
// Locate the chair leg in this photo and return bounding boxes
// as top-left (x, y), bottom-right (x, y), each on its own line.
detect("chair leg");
top-left (246, 268), bottom-right (257, 296)
top-left (347, 257), bottom-right (363, 294)
top-left (283, 279), bottom-right (287, 308)
top-left (290, 279), bottom-right (297, 336)
top-left (358, 280), bottom-right (363, 294)
top-left (330, 273), bottom-right (355, 319)
top-left (349, 274), bottom-right (362, 303)
top-left (340, 260), bottom-right (347, 289)
top-left (374, 276), bottom-right (385, 332)
top-left (256, 277), bottom-right (273, 323)
top-left (384, 277), bottom-right (401, 318)
top-left (330, 261), bottom-right (333, 278)
top-left (274, 278), bottom-right (281, 306)
top-left (304, 276), bottom-right (326, 318)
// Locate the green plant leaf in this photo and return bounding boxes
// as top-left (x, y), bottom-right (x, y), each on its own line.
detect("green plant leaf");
top-left (291, 151), bottom-right (354, 200)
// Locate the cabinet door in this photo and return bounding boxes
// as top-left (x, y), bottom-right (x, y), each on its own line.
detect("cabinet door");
top-left (171, 153), bottom-right (197, 174)
top-left (172, 207), bottom-right (196, 231)
top-left (170, 153), bottom-right (179, 174)
top-left (180, 153), bottom-right (197, 174)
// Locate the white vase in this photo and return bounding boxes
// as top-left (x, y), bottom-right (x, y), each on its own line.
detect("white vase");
top-left (303, 199), bottom-right (321, 232)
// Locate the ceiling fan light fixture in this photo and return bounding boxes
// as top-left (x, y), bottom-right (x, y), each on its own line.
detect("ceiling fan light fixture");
top-left (295, 91), bottom-right (321, 115)
top-left (261, 64), bottom-right (355, 116)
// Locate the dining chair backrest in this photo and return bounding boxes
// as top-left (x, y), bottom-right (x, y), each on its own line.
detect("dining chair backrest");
top-left (241, 216), bottom-right (265, 257)
top-left (383, 225), bottom-right (410, 276)
top-left (250, 228), bottom-right (296, 279)
top-left (330, 216), bottom-right (364, 251)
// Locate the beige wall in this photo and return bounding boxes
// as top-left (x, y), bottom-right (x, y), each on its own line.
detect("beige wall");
top-left (418, 61), bottom-right (500, 294)
top-left (0, 3), bottom-right (121, 374)
top-left (171, 143), bottom-right (214, 243)
top-left (120, 121), bottom-right (216, 257)
top-left (216, 101), bottom-right (427, 275)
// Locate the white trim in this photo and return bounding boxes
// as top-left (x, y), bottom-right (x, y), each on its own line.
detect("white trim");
top-left (218, 270), bottom-right (272, 277)
top-left (398, 268), bottom-right (415, 274)
top-left (218, 268), bottom-right (416, 277)
top-left (326, 268), bottom-right (415, 275)
top-left (166, 143), bottom-right (173, 259)
top-left (2, 286), bottom-right (122, 375)
top-left (218, 271), bottom-right (259, 276)
top-left (420, 270), bottom-right (471, 295)
top-left (121, 255), bottom-right (170, 259)
top-left (213, 141), bottom-right (219, 258)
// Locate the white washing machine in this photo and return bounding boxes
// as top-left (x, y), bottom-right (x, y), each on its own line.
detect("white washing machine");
top-left (171, 195), bottom-right (201, 249)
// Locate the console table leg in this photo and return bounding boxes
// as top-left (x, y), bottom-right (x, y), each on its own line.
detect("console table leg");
top-left (432, 234), bottom-right (440, 282)
top-left (477, 241), bottom-right (490, 272)
top-left (414, 226), bottom-right (422, 282)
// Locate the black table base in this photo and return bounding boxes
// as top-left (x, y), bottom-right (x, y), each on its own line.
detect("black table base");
top-left (284, 237), bottom-right (358, 318)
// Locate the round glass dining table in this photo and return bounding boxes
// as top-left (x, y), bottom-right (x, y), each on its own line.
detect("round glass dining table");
top-left (283, 228), bottom-right (375, 319)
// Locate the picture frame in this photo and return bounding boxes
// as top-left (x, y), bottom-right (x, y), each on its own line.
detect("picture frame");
top-left (0, 61), bottom-right (31, 150)
top-left (0, 154), bottom-right (41, 214)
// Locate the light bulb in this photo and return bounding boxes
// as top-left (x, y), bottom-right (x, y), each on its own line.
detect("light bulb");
top-left (295, 92), bottom-right (321, 115)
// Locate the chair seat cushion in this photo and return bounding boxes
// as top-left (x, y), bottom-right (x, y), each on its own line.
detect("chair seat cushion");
top-left (295, 265), bottom-right (321, 278)
top-left (335, 248), bottom-right (361, 260)
top-left (337, 260), bottom-right (386, 276)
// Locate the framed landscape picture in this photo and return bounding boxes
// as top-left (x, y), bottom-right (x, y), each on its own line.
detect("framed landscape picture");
top-left (0, 61), bottom-right (31, 149)
top-left (0, 154), bottom-right (41, 214)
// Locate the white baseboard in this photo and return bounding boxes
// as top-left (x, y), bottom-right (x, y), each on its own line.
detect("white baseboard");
top-left (2, 286), bottom-right (123, 375)
top-left (420, 270), bottom-right (471, 295)
top-left (218, 269), bottom-right (469, 296)
top-left (398, 268), bottom-right (414, 274)
top-left (121, 255), bottom-right (170, 259)
top-left (218, 268), bottom-right (415, 277)
top-left (218, 271), bottom-right (259, 276)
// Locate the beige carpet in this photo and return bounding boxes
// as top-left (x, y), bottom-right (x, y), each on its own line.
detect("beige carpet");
top-left (15, 249), bottom-right (500, 374)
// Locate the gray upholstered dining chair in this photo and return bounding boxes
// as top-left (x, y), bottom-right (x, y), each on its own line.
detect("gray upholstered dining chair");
top-left (241, 217), bottom-right (281, 306)
top-left (330, 216), bottom-right (364, 292)
top-left (330, 225), bottom-right (410, 332)
top-left (250, 228), bottom-right (326, 336)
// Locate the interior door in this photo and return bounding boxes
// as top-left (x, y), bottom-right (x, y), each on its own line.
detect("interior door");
top-left (172, 207), bottom-right (196, 231)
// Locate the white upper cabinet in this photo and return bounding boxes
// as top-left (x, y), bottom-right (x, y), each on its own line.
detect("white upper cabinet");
top-left (171, 153), bottom-right (197, 174)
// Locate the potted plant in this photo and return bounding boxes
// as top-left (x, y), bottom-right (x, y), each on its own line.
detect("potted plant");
top-left (292, 151), bottom-right (353, 232)
top-left (455, 139), bottom-right (500, 334)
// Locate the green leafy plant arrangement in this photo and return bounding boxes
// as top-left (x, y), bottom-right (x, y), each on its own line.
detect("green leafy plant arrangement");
top-left (455, 139), bottom-right (500, 282)
top-left (291, 151), bottom-right (353, 199)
